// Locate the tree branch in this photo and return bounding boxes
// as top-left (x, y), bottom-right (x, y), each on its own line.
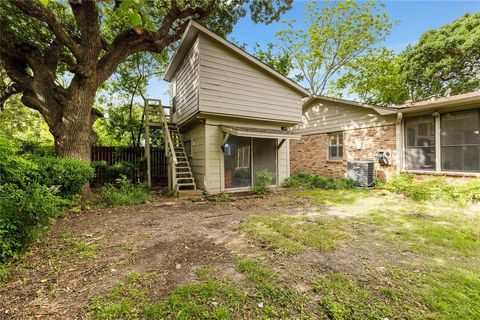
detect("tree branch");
top-left (8, 0), bottom-right (80, 57)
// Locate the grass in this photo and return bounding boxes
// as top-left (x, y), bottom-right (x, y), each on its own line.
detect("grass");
top-left (239, 213), bottom-right (349, 254)
top-left (285, 187), bottom-right (480, 319)
top-left (85, 261), bottom-right (310, 319)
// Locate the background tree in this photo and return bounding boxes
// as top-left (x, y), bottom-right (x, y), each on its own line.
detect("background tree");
top-left (95, 52), bottom-right (164, 147)
top-left (331, 48), bottom-right (409, 107)
top-left (0, 0), bottom-right (293, 162)
top-left (253, 42), bottom-right (293, 76)
top-left (274, 0), bottom-right (393, 95)
top-left (400, 12), bottom-right (480, 101)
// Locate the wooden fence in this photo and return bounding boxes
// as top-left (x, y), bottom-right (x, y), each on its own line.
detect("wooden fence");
top-left (91, 146), bottom-right (167, 186)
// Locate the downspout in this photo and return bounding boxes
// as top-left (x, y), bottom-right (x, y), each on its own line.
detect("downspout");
top-left (396, 112), bottom-right (403, 174)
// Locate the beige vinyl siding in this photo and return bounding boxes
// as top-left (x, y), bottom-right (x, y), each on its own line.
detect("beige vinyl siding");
top-left (198, 34), bottom-right (302, 123)
top-left (181, 122), bottom-right (205, 189)
top-left (277, 140), bottom-right (288, 185)
top-left (205, 124), bottom-right (222, 194)
top-left (204, 116), bottom-right (291, 194)
top-left (170, 37), bottom-right (200, 126)
top-left (295, 100), bottom-right (396, 135)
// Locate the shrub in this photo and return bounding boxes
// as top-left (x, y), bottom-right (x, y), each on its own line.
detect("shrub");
top-left (99, 175), bottom-right (150, 206)
top-left (28, 155), bottom-right (94, 199)
top-left (0, 131), bottom-right (92, 263)
top-left (283, 173), bottom-right (355, 190)
top-left (251, 170), bottom-right (274, 195)
top-left (91, 160), bottom-right (142, 184)
top-left (378, 173), bottom-right (480, 204)
top-left (0, 183), bottom-right (67, 262)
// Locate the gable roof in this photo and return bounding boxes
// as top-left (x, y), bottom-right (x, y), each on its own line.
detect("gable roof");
top-left (163, 20), bottom-right (310, 97)
top-left (303, 95), bottom-right (398, 116)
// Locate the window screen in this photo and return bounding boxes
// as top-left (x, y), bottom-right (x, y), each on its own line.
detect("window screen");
top-left (328, 132), bottom-right (343, 160)
top-left (404, 116), bottom-right (436, 170)
top-left (441, 109), bottom-right (480, 172)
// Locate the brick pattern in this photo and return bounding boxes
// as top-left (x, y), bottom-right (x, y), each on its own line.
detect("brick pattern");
top-left (290, 125), bottom-right (397, 181)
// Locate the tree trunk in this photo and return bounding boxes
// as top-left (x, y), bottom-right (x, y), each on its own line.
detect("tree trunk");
top-left (52, 80), bottom-right (99, 162)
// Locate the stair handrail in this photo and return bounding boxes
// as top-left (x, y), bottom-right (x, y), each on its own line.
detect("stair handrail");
top-left (158, 101), bottom-right (178, 167)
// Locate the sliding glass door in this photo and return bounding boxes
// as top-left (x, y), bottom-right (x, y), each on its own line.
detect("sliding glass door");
top-left (224, 136), bottom-right (277, 189)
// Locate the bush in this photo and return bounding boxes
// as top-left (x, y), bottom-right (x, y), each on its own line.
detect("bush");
top-left (378, 173), bottom-right (480, 204)
top-left (28, 155), bottom-right (94, 199)
top-left (91, 160), bottom-right (142, 184)
top-left (99, 175), bottom-right (150, 206)
top-left (251, 170), bottom-right (274, 195)
top-left (0, 131), bottom-right (92, 262)
top-left (283, 173), bottom-right (356, 190)
top-left (0, 183), bottom-right (67, 262)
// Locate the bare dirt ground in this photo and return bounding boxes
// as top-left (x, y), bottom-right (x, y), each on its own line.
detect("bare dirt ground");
top-left (0, 190), bottom-right (417, 319)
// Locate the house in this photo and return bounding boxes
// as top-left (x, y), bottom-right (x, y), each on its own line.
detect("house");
top-left (160, 21), bottom-right (309, 194)
top-left (291, 91), bottom-right (480, 181)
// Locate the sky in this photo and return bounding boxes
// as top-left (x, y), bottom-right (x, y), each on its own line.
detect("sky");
top-left (147, 0), bottom-right (480, 104)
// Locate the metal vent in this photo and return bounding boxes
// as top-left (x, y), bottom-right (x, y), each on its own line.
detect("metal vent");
top-left (347, 161), bottom-right (374, 187)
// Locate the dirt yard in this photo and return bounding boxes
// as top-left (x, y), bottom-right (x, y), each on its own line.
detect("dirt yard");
top-left (1, 189), bottom-right (479, 319)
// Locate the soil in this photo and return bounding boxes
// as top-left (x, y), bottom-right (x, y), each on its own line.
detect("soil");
top-left (0, 190), bottom-right (412, 319)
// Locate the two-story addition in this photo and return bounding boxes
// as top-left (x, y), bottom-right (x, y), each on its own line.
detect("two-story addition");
top-left (161, 21), bottom-right (309, 194)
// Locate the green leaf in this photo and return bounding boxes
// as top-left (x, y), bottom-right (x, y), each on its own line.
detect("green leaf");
top-left (39, 0), bottom-right (50, 8)
top-left (129, 8), bottom-right (142, 27)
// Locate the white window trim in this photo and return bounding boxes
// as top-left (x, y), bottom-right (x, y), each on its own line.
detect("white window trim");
top-left (328, 131), bottom-right (344, 161)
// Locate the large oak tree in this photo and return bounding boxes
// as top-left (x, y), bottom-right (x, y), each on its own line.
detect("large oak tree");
top-left (0, 0), bottom-right (292, 162)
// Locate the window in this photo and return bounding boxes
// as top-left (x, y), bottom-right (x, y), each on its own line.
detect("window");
top-left (405, 116), bottom-right (436, 170)
top-left (328, 132), bottom-right (343, 160)
top-left (184, 140), bottom-right (192, 158)
top-left (441, 110), bottom-right (480, 172)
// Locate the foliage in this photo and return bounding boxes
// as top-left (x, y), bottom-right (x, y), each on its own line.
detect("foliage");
top-left (0, 0), bottom-right (294, 161)
top-left (99, 175), bottom-right (150, 207)
top-left (91, 160), bottom-right (145, 185)
top-left (160, 187), bottom-right (177, 198)
top-left (251, 170), bottom-right (274, 195)
top-left (274, 0), bottom-right (393, 94)
top-left (400, 13), bottom-right (480, 100)
top-left (0, 183), bottom-right (67, 263)
top-left (378, 174), bottom-right (480, 204)
top-left (0, 130), bottom-right (92, 263)
top-left (0, 93), bottom-right (53, 146)
top-left (252, 42), bottom-right (293, 76)
top-left (96, 52), bottom-right (164, 147)
top-left (331, 47), bottom-right (409, 106)
top-left (283, 173), bottom-right (356, 190)
top-left (27, 155), bottom-right (94, 199)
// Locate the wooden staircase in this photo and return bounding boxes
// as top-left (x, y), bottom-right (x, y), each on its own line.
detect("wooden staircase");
top-left (167, 123), bottom-right (196, 190)
top-left (144, 99), bottom-right (196, 191)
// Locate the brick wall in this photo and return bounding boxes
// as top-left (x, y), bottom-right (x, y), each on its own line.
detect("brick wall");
top-left (290, 124), bottom-right (397, 181)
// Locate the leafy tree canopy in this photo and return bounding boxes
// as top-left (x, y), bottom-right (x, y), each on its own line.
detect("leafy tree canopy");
top-left (331, 48), bottom-right (409, 107)
top-left (400, 12), bottom-right (480, 101)
top-left (273, 0), bottom-right (393, 95)
top-left (0, 0), bottom-right (293, 161)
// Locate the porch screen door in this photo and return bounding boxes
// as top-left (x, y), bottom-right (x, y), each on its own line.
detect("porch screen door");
top-left (252, 138), bottom-right (277, 185)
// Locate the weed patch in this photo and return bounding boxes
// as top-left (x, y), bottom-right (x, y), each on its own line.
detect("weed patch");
top-left (86, 261), bottom-right (310, 319)
top-left (239, 214), bottom-right (348, 254)
top-left (99, 175), bottom-right (150, 207)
